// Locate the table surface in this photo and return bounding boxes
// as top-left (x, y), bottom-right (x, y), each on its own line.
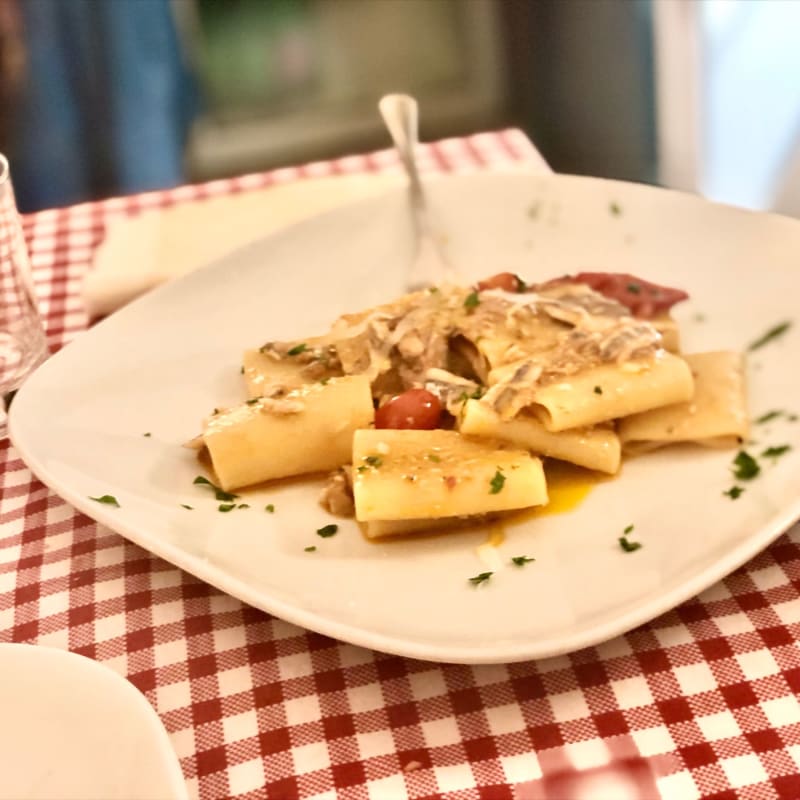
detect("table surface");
top-left (3, 129), bottom-right (800, 800)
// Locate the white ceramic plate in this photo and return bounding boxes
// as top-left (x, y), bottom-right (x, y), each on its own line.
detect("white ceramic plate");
top-left (0, 644), bottom-right (187, 800)
top-left (10, 173), bottom-right (800, 664)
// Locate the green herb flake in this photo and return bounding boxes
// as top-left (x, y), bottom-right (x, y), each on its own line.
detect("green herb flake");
top-left (218, 503), bottom-right (236, 512)
top-left (304, 546), bottom-right (317, 552)
top-left (470, 386), bottom-right (485, 399)
top-left (623, 524), bottom-right (634, 535)
top-left (356, 465), bottom-right (367, 473)
top-left (469, 571), bottom-right (493, 586)
top-left (489, 469), bottom-right (506, 494)
top-left (464, 291), bottom-right (481, 310)
top-left (364, 455), bottom-right (383, 468)
top-left (246, 398), bottom-right (260, 405)
top-left (238, 503), bottom-right (250, 509)
top-left (143, 432), bottom-right (152, 437)
top-left (316, 524), bottom-right (338, 538)
top-left (618, 537), bottom-right (642, 553)
top-left (594, 385), bottom-right (603, 395)
top-left (193, 475), bottom-right (239, 502)
top-left (748, 321), bottom-right (792, 352)
top-left (428, 286), bottom-right (440, 294)
top-left (732, 451), bottom-right (760, 481)
top-left (762, 445), bottom-right (791, 461)
top-left (320, 377), bottom-right (330, 386)
top-left (756, 410), bottom-right (783, 424)
top-left (610, 201), bottom-right (622, 216)
top-left (627, 283), bottom-right (641, 294)
top-left (511, 555), bottom-right (535, 567)
top-left (89, 494), bottom-right (120, 507)
top-left (287, 343), bottom-right (308, 356)
top-left (180, 504), bottom-right (194, 510)
top-left (427, 453), bottom-right (442, 463)
top-left (723, 486), bottom-right (744, 500)
top-left (265, 504), bottom-right (275, 513)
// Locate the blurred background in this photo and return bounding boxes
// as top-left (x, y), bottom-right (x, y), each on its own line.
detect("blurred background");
top-left (1, 0), bottom-right (799, 216)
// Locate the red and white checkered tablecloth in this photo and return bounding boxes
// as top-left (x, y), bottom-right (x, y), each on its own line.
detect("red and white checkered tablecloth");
top-left (3, 129), bottom-right (800, 800)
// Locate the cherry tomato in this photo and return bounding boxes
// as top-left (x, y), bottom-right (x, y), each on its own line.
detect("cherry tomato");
top-left (476, 272), bottom-right (525, 292)
top-left (375, 389), bottom-right (442, 430)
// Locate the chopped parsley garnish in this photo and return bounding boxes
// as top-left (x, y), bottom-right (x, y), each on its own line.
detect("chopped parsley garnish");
top-left (89, 494), bottom-right (120, 507)
top-left (180, 504), bottom-right (194, 510)
top-left (246, 398), bottom-right (260, 405)
top-left (723, 486), bottom-right (744, 499)
top-left (316, 524), bottom-right (338, 538)
top-left (762, 445), bottom-right (791, 461)
top-left (609, 201), bottom-right (622, 216)
top-left (748, 321), bottom-right (792, 351)
top-left (238, 503), bottom-right (250, 509)
top-left (468, 571), bottom-right (493, 586)
top-left (356, 466), bottom-right (367, 473)
top-left (265, 504), bottom-right (275, 513)
top-left (594, 385), bottom-right (603, 395)
top-left (218, 503), bottom-right (236, 512)
top-left (511, 556), bottom-right (535, 567)
top-left (489, 469), bottom-right (506, 494)
top-left (618, 524), bottom-right (641, 552)
top-left (287, 343), bottom-right (308, 356)
top-left (427, 453), bottom-right (441, 463)
top-left (193, 475), bottom-right (239, 502)
top-left (756, 410), bottom-right (784, 424)
top-left (320, 377), bottom-right (330, 386)
top-left (618, 537), bottom-right (642, 553)
top-left (364, 455), bottom-right (383, 468)
top-left (464, 291), bottom-right (480, 310)
top-left (470, 386), bottom-right (485, 399)
top-left (732, 451), bottom-right (760, 481)
top-left (428, 286), bottom-right (440, 294)
top-left (627, 283), bottom-right (641, 294)
top-left (304, 546), bottom-right (317, 552)
top-left (143, 432), bottom-right (151, 437)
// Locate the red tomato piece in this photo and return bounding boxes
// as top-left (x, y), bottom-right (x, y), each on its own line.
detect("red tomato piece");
top-left (476, 272), bottom-right (525, 292)
top-left (375, 389), bottom-right (442, 430)
top-left (540, 272), bottom-right (688, 318)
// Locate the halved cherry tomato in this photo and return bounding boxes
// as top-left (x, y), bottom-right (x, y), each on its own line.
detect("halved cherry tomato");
top-left (476, 272), bottom-right (526, 292)
top-left (375, 389), bottom-right (442, 430)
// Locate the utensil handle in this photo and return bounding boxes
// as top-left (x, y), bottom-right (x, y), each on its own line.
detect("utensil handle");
top-left (378, 94), bottom-right (425, 210)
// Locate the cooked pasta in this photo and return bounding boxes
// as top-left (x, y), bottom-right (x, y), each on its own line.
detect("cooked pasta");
top-left (191, 270), bottom-right (746, 537)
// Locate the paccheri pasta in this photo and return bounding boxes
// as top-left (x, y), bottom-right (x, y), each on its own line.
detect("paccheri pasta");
top-left (192, 272), bottom-right (748, 537)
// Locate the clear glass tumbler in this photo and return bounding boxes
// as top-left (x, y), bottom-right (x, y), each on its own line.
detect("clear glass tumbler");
top-left (0, 153), bottom-right (48, 436)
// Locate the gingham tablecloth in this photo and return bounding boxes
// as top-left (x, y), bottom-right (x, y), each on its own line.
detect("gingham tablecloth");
top-left (3, 130), bottom-right (800, 800)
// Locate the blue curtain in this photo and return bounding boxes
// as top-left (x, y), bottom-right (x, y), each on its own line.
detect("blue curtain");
top-left (11, 0), bottom-right (198, 212)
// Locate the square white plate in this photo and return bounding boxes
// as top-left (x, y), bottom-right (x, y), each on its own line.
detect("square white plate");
top-left (10, 173), bottom-right (800, 663)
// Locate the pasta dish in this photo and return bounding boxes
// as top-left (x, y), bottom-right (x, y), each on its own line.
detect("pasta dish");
top-left (189, 272), bottom-right (748, 538)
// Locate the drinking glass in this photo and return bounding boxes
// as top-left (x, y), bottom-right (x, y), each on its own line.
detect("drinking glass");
top-left (0, 153), bottom-right (48, 437)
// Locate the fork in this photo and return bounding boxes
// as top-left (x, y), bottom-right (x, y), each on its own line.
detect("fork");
top-left (378, 94), bottom-right (458, 291)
